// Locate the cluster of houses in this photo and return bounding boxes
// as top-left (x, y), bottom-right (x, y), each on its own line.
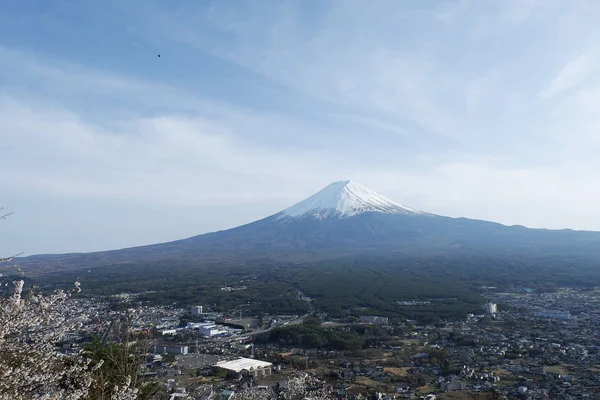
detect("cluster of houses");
top-left (53, 286), bottom-right (600, 398)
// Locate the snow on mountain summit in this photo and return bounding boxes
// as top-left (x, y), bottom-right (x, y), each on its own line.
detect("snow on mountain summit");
top-left (281, 180), bottom-right (424, 219)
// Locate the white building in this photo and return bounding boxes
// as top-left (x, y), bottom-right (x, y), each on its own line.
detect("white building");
top-left (187, 321), bottom-right (215, 330)
top-left (190, 306), bottom-right (203, 317)
top-left (215, 358), bottom-right (273, 377)
top-left (485, 302), bottom-right (498, 315)
top-left (151, 345), bottom-right (189, 355)
top-left (200, 326), bottom-right (228, 337)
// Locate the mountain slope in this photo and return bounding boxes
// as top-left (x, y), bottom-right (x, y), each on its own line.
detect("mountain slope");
top-left (18, 180), bottom-right (600, 274)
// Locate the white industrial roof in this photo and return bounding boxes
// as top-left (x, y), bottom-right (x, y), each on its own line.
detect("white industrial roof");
top-left (215, 357), bottom-right (272, 372)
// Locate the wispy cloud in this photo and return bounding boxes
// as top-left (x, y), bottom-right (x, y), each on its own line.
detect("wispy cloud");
top-left (147, 1), bottom-right (597, 152)
top-left (540, 54), bottom-right (593, 99)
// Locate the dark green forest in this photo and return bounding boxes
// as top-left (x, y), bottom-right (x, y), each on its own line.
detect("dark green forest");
top-left (256, 320), bottom-right (395, 350)
top-left (28, 251), bottom-right (600, 320)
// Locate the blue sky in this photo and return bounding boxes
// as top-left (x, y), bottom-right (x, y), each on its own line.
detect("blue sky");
top-left (2, 0), bottom-right (600, 254)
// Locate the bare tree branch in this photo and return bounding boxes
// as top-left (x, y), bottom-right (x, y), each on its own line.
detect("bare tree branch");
top-left (0, 207), bottom-right (20, 262)
top-left (0, 206), bottom-right (13, 220)
top-left (0, 252), bottom-right (23, 263)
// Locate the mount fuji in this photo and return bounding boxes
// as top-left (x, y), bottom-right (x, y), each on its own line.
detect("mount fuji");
top-left (279, 180), bottom-right (425, 219)
top-left (19, 180), bottom-right (600, 274)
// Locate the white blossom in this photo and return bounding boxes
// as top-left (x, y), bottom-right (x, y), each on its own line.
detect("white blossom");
top-left (231, 373), bottom-right (335, 400)
top-left (0, 281), bottom-right (93, 399)
top-left (111, 376), bottom-right (139, 400)
top-left (0, 277), bottom-right (139, 400)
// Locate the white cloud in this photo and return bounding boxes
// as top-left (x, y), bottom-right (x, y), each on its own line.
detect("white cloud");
top-left (0, 96), bottom-right (343, 207)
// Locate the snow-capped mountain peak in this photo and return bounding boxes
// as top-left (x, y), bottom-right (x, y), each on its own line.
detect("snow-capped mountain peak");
top-left (281, 180), bottom-right (423, 219)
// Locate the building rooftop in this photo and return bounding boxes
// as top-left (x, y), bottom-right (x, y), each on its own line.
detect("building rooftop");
top-left (215, 357), bottom-right (273, 372)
